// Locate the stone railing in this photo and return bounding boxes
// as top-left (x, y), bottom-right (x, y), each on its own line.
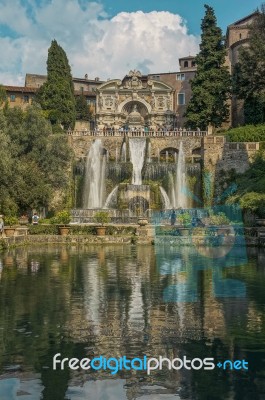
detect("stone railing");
top-left (67, 130), bottom-right (208, 138)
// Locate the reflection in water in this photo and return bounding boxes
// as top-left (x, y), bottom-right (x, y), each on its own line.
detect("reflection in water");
top-left (0, 245), bottom-right (264, 399)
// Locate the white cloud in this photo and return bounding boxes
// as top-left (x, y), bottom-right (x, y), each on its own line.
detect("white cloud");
top-left (0, 0), bottom-right (199, 85)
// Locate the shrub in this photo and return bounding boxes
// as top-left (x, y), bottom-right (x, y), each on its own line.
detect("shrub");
top-left (4, 215), bottom-right (19, 226)
top-left (178, 212), bottom-right (192, 227)
top-left (50, 210), bottom-right (71, 225)
top-left (93, 211), bottom-right (110, 225)
top-left (208, 212), bottom-right (230, 225)
top-left (28, 224), bottom-right (58, 235)
top-left (225, 125), bottom-right (265, 142)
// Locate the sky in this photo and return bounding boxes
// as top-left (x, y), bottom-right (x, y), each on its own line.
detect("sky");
top-left (0, 0), bottom-right (261, 85)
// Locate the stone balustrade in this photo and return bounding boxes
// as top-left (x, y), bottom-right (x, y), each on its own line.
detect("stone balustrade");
top-left (67, 129), bottom-right (208, 138)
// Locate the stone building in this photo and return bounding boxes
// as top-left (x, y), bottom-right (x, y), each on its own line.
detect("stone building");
top-left (148, 55), bottom-right (197, 127)
top-left (2, 85), bottom-right (36, 109)
top-left (96, 69), bottom-right (175, 130)
top-left (2, 74), bottom-right (103, 117)
top-left (1, 10), bottom-right (259, 128)
top-left (225, 12), bottom-right (259, 126)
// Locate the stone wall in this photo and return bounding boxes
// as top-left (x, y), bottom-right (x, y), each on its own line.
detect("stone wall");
top-left (203, 137), bottom-right (259, 174)
top-left (69, 134), bottom-right (203, 160)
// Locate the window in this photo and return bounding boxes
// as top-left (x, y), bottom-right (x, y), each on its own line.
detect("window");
top-left (10, 94), bottom-right (16, 102)
top-left (184, 61), bottom-right (189, 68)
top-left (177, 73), bottom-right (185, 81)
top-left (23, 95), bottom-right (29, 103)
top-left (177, 93), bottom-right (185, 105)
top-left (152, 75), bottom-right (160, 80)
top-left (239, 33), bottom-right (242, 39)
top-left (86, 98), bottom-right (96, 105)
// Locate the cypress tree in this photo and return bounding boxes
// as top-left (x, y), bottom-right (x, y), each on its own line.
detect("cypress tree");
top-left (37, 40), bottom-right (76, 129)
top-left (233, 5), bottom-right (265, 124)
top-left (75, 93), bottom-right (91, 121)
top-left (185, 5), bottom-right (231, 130)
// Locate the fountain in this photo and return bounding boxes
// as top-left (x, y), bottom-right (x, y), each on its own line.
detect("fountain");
top-left (121, 142), bottom-right (126, 162)
top-left (104, 186), bottom-right (119, 209)
top-left (160, 187), bottom-right (171, 209)
top-left (83, 139), bottom-right (106, 208)
top-left (75, 136), bottom-right (199, 223)
top-left (168, 142), bottom-right (188, 209)
top-left (129, 138), bottom-right (146, 185)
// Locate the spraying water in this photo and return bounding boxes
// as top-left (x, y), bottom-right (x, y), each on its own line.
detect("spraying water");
top-left (129, 138), bottom-right (146, 185)
top-left (121, 142), bottom-right (126, 162)
top-left (83, 139), bottom-right (106, 208)
top-left (168, 142), bottom-right (187, 208)
top-left (160, 187), bottom-right (171, 209)
top-left (103, 186), bottom-right (119, 209)
top-left (176, 142), bottom-right (187, 208)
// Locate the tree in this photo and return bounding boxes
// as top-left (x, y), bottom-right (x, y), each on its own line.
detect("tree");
top-left (233, 4), bottom-right (265, 124)
top-left (0, 85), bottom-right (7, 106)
top-left (37, 40), bottom-right (76, 129)
top-left (185, 5), bottom-right (231, 130)
top-left (0, 106), bottom-right (73, 215)
top-left (75, 93), bottom-right (91, 121)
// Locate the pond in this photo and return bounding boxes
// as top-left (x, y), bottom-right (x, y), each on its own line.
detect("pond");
top-left (0, 244), bottom-right (264, 400)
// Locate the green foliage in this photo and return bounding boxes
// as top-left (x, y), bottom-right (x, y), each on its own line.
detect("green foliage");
top-left (228, 192), bottom-right (265, 218)
top-left (177, 212), bottom-right (192, 227)
top-left (0, 106), bottom-right (73, 215)
top-left (226, 152), bottom-right (265, 217)
top-left (233, 6), bottom-right (265, 124)
top-left (50, 210), bottom-right (71, 225)
top-left (0, 85), bottom-right (7, 106)
top-left (75, 94), bottom-right (91, 121)
top-left (93, 211), bottom-right (110, 225)
top-left (28, 224), bottom-right (58, 235)
top-left (208, 211), bottom-right (230, 225)
top-left (225, 125), bottom-right (265, 142)
top-left (185, 5), bottom-right (231, 130)
top-left (4, 216), bottom-right (19, 226)
top-left (37, 40), bottom-right (76, 129)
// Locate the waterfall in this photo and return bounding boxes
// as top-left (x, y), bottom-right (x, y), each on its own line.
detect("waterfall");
top-left (147, 142), bottom-right (151, 163)
top-left (160, 187), bottom-right (171, 209)
top-left (129, 138), bottom-right (146, 185)
top-left (121, 142), bottom-right (126, 162)
top-left (168, 142), bottom-right (187, 208)
top-left (103, 186), bottom-right (119, 209)
top-left (176, 142), bottom-right (187, 208)
top-left (83, 139), bottom-right (106, 208)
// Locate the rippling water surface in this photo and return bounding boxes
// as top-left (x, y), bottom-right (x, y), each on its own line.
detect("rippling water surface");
top-left (0, 245), bottom-right (264, 400)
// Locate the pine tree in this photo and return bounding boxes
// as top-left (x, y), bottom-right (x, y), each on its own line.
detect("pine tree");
top-left (37, 40), bottom-right (76, 129)
top-left (233, 5), bottom-right (265, 124)
top-left (185, 5), bottom-right (231, 130)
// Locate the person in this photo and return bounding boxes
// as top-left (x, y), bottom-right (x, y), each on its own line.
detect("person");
top-left (32, 213), bottom-right (39, 225)
top-left (170, 209), bottom-right (176, 226)
top-left (0, 215), bottom-right (4, 235)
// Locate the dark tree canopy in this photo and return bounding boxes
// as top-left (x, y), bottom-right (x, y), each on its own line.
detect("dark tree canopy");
top-left (0, 106), bottom-right (73, 216)
top-left (185, 5), bottom-right (231, 130)
top-left (75, 93), bottom-right (92, 121)
top-left (37, 40), bottom-right (76, 129)
top-left (233, 4), bottom-right (265, 124)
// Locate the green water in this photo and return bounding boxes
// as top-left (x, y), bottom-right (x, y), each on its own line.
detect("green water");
top-left (0, 245), bottom-right (264, 400)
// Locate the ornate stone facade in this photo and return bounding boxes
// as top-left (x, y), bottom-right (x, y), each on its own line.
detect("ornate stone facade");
top-left (96, 70), bottom-right (175, 130)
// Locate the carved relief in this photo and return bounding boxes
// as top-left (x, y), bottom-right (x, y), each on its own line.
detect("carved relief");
top-left (104, 96), bottom-right (114, 108)
top-left (157, 96), bottom-right (166, 108)
top-left (125, 70), bottom-right (143, 89)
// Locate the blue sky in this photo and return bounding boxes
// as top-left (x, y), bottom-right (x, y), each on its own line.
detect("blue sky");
top-left (101, 0), bottom-right (261, 34)
top-left (0, 0), bottom-right (261, 84)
